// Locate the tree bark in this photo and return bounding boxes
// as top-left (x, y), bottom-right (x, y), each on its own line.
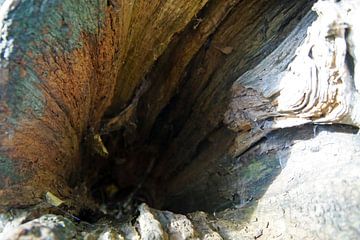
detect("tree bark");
top-left (1, 0), bottom-right (360, 239)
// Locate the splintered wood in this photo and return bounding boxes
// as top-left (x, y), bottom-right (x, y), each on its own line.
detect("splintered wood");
top-left (227, 0), bottom-right (360, 130)
top-left (276, 0), bottom-right (359, 127)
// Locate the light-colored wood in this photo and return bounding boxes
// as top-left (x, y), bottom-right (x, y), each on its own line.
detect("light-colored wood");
top-left (1, 0), bottom-right (360, 239)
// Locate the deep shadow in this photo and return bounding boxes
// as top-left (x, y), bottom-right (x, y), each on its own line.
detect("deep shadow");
top-left (160, 123), bottom-right (358, 222)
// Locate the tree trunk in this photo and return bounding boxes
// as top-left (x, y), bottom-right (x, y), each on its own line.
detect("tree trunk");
top-left (1, 0), bottom-right (360, 239)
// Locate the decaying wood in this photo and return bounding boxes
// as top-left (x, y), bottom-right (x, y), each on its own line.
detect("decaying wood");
top-left (101, 78), bottom-right (150, 135)
top-left (1, 0), bottom-right (360, 239)
top-left (0, 0), bottom-right (209, 208)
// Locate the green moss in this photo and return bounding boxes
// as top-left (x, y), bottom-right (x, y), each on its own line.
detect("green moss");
top-left (239, 153), bottom-right (281, 199)
top-left (1, 0), bottom-right (106, 121)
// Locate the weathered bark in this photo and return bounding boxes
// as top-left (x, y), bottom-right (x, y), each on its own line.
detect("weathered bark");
top-left (1, 0), bottom-right (360, 239)
top-left (0, 0), bottom-right (208, 207)
top-left (0, 0), bottom-right (119, 207)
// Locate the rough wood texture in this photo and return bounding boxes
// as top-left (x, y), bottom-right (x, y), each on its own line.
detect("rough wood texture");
top-left (144, 0), bottom-right (314, 209)
top-left (0, 0), bottom-right (114, 207)
top-left (1, 0), bottom-right (360, 239)
top-left (0, 0), bottom-right (208, 207)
